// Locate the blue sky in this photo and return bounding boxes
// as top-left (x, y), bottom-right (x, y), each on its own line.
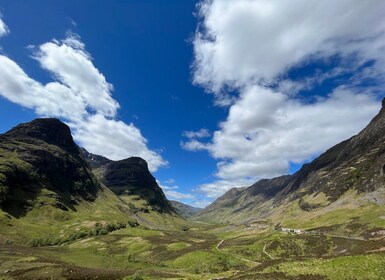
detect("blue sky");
top-left (0, 1), bottom-right (384, 207)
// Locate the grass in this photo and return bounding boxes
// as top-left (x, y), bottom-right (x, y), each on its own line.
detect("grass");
top-left (1, 220), bottom-right (385, 279)
top-left (263, 253), bottom-right (385, 280)
top-left (2, 182), bottom-right (385, 279)
top-left (167, 250), bottom-right (243, 274)
top-left (167, 242), bottom-right (191, 251)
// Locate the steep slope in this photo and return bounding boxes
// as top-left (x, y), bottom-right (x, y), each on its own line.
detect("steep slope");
top-left (170, 200), bottom-right (201, 218)
top-left (0, 118), bottom-right (98, 216)
top-left (82, 149), bottom-right (176, 214)
top-left (194, 100), bottom-right (385, 236)
top-left (0, 118), bottom-right (149, 244)
top-left (194, 177), bottom-right (290, 222)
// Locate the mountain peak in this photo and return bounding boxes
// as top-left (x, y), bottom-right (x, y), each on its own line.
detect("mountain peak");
top-left (4, 118), bottom-right (78, 154)
top-left (81, 150), bottom-right (176, 214)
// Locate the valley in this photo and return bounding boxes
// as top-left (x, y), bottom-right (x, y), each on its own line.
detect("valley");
top-left (1, 220), bottom-right (385, 279)
top-left (1, 107), bottom-right (385, 279)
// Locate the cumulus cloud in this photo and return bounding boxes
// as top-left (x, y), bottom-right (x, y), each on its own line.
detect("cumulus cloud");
top-left (212, 86), bottom-right (379, 179)
top-left (181, 129), bottom-right (211, 151)
top-left (164, 190), bottom-right (195, 200)
top-left (198, 179), bottom-right (250, 199)
top-left (34, 34), bottom-right (119, 117)
top-left (181, 139), bottom-right (209, 152)
top-left (190, 0), bottom-right (385, 199)
top-left (183, 128), bottom-right (210, 139)
top-left (158, 181), bottom-right (195, 200)
top-left (0, 33), bottom-right (166, 171)
top-left (0, 17), bottom-right (9, 37)
top-left (194, 0), bottom-right (385, 94)
top-left (0, 55), bottom-right (86, 121)
top-left (71, 114), bottom-right (166, 170)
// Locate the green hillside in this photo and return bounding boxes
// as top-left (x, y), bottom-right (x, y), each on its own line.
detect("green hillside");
top-left (193, 103), bottom-right (385, 239)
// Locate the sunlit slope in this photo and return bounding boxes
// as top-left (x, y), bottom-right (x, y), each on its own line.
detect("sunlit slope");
top-left (194, 100), bottom-right (385, 237)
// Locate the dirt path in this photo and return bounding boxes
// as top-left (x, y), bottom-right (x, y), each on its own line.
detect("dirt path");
top-left (216, 239), bottom-right (224, 250)
top-left (262, 242), bottom-right (275, 260)
top-left (215, 239), bottom-right (259, 266)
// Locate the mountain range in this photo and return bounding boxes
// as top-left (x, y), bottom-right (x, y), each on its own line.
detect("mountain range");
top-left (0, 118), bottom-right (184, 245)
top-left (193, 99), bottom-right (385, 238)
top-left (1, 102), bottom-right (385, 279)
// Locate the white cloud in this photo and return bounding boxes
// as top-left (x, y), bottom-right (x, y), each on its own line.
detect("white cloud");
top-left (34, 33), bottom-right (119, 117)
top-left (198, 179), bottom-right (251, 199)
top-left (164, 190), bottom-right (195, 200)
top-left (157, 181), bottom-right (195, 200)
top-left (181, 139), bottom-right (208, 152)
top-left (0, 55), bottom-right (86, 121)
top-left (213, 86), bottom-right (379, 179)
top-left (190, 0), bottom-right (385, 199)
top-left (194, 0), bottom-right (385, 94)
top-left (183, 128), bottom-right (210, 139)
top-left (0, 17), bottom-right (9, 37)
top-left (0, 34), bottom-right (167, 172)
top-left (71, 114), bottom-right (166, 172)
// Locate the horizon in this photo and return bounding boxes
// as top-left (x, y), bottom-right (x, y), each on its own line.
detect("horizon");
top-left (1, 0), bottom-right (384, 208)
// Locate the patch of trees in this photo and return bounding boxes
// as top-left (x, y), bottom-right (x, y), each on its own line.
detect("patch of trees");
top-left (27, 220), bottom-right (136, 247)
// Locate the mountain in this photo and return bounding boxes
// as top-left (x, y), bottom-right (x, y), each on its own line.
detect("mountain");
top-left (0, 118), bottom-right (182, 245)
top-left (0, 118), bottom-right (99, 217)
top-left (194, 99), bottom-right (385, 237)
top-left (81, 149), bottom-right (176, 214)
top-left (170, 200), bottom-right (201, 218)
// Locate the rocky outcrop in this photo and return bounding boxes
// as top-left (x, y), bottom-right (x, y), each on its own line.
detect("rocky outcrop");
top-left (0, 118), bottom-right (99, 217)
top-left (82, 150), bottom-right (176, 214)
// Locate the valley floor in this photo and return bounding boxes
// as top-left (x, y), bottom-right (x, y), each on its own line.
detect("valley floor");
top-left (1, 221), bottom-right (385, 280)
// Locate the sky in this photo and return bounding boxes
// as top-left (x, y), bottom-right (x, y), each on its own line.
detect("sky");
top-left (0, 0), bottom-right (384, 208)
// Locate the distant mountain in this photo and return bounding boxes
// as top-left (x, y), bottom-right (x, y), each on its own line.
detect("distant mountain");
top-left (170, 200), bottom-right (201, 218)
top-left (82, 149), bottom-right (176, 214)
top-left (194, 99), bottom-right (385, 237)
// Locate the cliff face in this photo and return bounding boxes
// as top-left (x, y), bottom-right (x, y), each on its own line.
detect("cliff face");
top-left (0, 118), bottom-right (99, 217)
top-left (194, 100), bottom-right (385, 234)
top-left (0, 117), bottom-right (175, 219)
top-left (82, 150), bottom-right (176, 214)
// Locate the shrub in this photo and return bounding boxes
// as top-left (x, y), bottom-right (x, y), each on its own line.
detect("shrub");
top-left (181, 226), bottom-right (189, 232)
top-left (128, 220), bottom-right (139, 227)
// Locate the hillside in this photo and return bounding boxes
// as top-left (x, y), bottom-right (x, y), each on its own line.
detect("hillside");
top-left (194, 99), bottom-right (385, 237)
top-left (82, 149), bottom-right (176, 214)
top-left (0, 119), bottom-right (99, 216)
top-left (170, 200), bottom-right (201, 218)
top-left (0, 118), bottom-right (184, 245)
